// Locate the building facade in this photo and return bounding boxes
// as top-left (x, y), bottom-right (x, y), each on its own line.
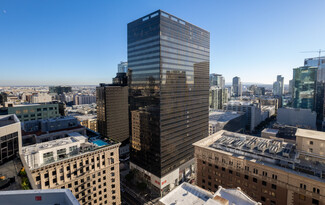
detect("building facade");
top-left (273, 75), bottom-right (284, 96)
top-left (209, 74), bottom-right (225, 88)
top-left (128, 10), bottom-right (209, 195)
top-left (0, 103), bottom-right (60, 122)
top-left (292, 66), bottom-right (317, 110)
top-left (21, 132), bottom-right (121, 205)
top-left (0, 115), bottom-right (22, 164)
top-left (209, 86), bottom-right (228, 110)
top-left (96, 85), bottom-right (129, 143)
top-left (232, 76), bottom-right (242, 97)
top-left (194, 130), bottom-right (325, 205)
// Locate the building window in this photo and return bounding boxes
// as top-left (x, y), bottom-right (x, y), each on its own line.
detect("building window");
top-left (215, 165), bottom-right (218, 169)
top-left (229, 170), bottom-right (233, 174)
top-left (272, 184), bottom-right (277, 190)
top-left (36, 176), bottom-right (40, 181)
top-left (203, 161), bottom-right (206, 164)
top-left (261, 196), bottom-right (266, 202)
top-left (262, 181), bottom-right (267, 186)
top-left (262, 171), bottom-right (267, 177)
top-left (310, 141), bottom-right (313, 145)
top-left (272, 174), bottom-right (277, 180)
top-left (312, 199), bottom-right (319, 205)
top-left (222, 167), bottom-right (225, 171)
top-left (300, 184), bottom-right (306, 190)
top-left (253, 168), bottom-right (258, 174)
top-left (253, 178), bottom-right (257, 183)
top-left (313, 188), bottom-right (320, 194)
top-left (309, 148), bottom-right (313, 153)
top-left (202, 179), bottom-right (205, 183)
top-left (244, 175), bottom-right (249, 180)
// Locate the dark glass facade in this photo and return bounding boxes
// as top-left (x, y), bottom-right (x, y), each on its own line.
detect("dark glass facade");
top-left (128, 10), bottom-right (209, 177)
top-left (292, 66), bottom-right (317, 111)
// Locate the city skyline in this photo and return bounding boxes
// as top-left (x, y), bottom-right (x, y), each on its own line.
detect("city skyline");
top-left (1, 0), bottom-right (325, 86)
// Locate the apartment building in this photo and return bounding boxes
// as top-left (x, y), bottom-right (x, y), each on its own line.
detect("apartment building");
top-left (21, 132), bottom-right (121, 205)
top-left (193, 130), bottom-right (325, 205)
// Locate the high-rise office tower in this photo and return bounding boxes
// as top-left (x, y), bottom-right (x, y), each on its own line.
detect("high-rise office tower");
top-left (273, 75), bottom-right (284, 96)
top-left (97, 63), bottom-right (129, 143)
top-left (292, 66), bottom-right (317, 111)
top-left (209, 86), bottom-right (228, 110)
top-left (128, 10), bottom-right (209, 195)
top-left (209, 74), bottom-right (225, 88)
top-left (305, 56), bottom-right (325, 82)
top-left (232, 76), bottom-right (242, 97)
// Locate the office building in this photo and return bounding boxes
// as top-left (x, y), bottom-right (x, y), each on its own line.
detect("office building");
top-left (117, 61), bottom-right (128, 73)
top-left (0, 189), bottom-right (79, 205)
top-left (223, 101), bottom-right (263, 132)
top-left (159, 182), bottom-right (260, 205)
top-left (49, 86), bottom-right (72, 95)
top-left (75, 115), bottom-right (97, 132)
top-left (292, 66), bottom-right (317, 110)
top-left (97, 66), bottom-right (129, 143)
top-left (73, 95), bottom-right (96, 105)
top-left (21, 116), bottom-right (86, 146)
top-left (0, 115), bottom-right (22, 164)
top-left (21, 132), bottom-right (121, 205)
top-left (128, 10), bottom-right (209, 195)
top-left (273, 75), bottom-right (284, 96)
top-left (194, 130), bottom-right (325, 205)
top-left (31, 93), bottom-right (52, 104)
top-left (289, 79), bottom-right (293, 94)
top-left (305, 56), bottom-right (325, 82)
top-left (209, 74), bottom-right (225, 88)
top-left (0, 103), bottom-right (60, 122)
top-left (277, 107), bottom-right (317, 130)
top-left (232, 76), bottom-right (242, 97)
top-left (209, 86), bottom-right (228, 110)
top-left (209, 111), bottom-right (245, 134)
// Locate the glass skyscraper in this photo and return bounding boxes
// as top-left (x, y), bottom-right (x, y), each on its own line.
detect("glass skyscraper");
top-left (292, 66), bottom-right (317, 110)
top-left (128, 10), bottom-right (209, 193)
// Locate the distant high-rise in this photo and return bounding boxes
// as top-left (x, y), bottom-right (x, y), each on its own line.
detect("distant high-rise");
top-left (273, 75), bottom-right (284, 96)
top-left (209, 73), bottom-right (225, 88)
top-left (49, 86), bottom-right (72, 95)
top-left (128, 10), bottom-right (209, 195)
top-left (305, 56), bottom-right (325, 82)
top-left (97, 64), bottom-right (129, 143)
top-left (292, 66), bottom-right (317, 110)
top-left (117, 61), bottom-right (128, 73)
top-left (232, 76), bottom-right (242, 97)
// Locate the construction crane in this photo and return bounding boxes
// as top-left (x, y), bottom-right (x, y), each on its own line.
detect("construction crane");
top-left (300, 49), bottom-right (325, 66)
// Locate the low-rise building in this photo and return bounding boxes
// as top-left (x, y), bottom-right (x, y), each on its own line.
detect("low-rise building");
top-left (223, 101), bottom-right (263, 132)
top-left (21, 116), bottom-right (85, 146)
top-left (193, 130), bottom-right (325, 205)
top-left (0, 103), bottom-right (60, 122)
top-left (209, 111), bottom-right (245, 135)
top-left (31, 93), bottom-right (52, 103)
top-left (74, 115), bottom-right (97, 132)
top-left (277, 107), bottom-right (317, 130)
top-left (159, 182), bottom-right (260, 205)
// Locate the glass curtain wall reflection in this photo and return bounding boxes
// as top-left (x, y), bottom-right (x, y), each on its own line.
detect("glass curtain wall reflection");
top-left (128, 10), bottom-right (209, 177)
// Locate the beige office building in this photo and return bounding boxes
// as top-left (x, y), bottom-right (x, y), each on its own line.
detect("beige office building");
top-left (21, 132), bottom-right (121, 205)
top-left (193, 130), bottom-right (325, 205)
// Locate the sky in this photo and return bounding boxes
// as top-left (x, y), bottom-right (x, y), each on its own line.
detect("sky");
top-left (0, 0), bottom-right (325, 86)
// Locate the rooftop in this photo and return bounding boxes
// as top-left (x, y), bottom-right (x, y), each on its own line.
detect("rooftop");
top-left (0, 114), bottom-right (19, 127)
top-left (295, 128), bottom-right (325, 141)
top-left (0, 189), bottom-right (79, 205)
top-left (159, 182), bottom-right (259, 205)
top-left (209, 111), bottom-right (241, 123)
top-left (262, 128), bottom-right (279, 134)
top-left (194, 130), bottom-right (325, 182)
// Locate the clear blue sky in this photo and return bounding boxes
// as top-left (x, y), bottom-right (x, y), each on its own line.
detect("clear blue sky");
top-left (1, 0), bottom-right (324, 86)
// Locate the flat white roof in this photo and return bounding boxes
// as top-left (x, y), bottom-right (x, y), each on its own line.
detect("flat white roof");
top-left (159, 182), bottom-right (259, 205)
top-left (296, 128), bottom-right (325, 141)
